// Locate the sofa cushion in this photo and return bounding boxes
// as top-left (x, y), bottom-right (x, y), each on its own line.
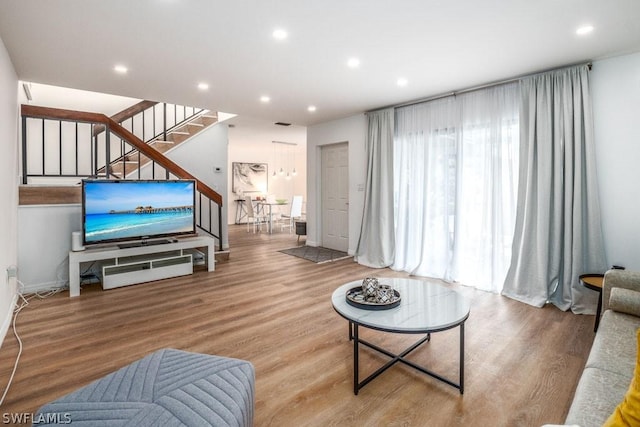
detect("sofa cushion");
top-left (610, 287), bottom-right (640, 318)
top-left (603, 270), bottom-right (640, 313)
top-left (603, 328), bottom-right (640, 426)
top-left (586, 310), bottom-right (640, 376)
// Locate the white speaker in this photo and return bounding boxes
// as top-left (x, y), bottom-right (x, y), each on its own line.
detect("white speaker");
top-left (71, 231), bottom-right (85, 251)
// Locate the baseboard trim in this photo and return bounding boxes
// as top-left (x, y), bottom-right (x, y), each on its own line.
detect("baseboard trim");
top-left (20, 281), bottom-right (66, 294)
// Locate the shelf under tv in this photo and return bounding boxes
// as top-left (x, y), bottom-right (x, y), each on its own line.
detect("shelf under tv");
top-left (68, 235), bottom-right (216, 297)
top-left (101, 249), bottom-right (193, 290)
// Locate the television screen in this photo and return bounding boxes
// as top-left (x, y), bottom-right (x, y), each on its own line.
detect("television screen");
top-left (82, 179), bottom-right (196, 246)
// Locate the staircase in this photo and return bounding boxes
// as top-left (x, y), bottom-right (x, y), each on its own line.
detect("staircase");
top-left (19, 101), bottom-right (225, 251)
top-left (95, 103), bottom-right (217, 179)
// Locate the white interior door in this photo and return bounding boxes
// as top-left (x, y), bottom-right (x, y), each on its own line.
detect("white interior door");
top-left (321, 142), bottom-right (349, 252)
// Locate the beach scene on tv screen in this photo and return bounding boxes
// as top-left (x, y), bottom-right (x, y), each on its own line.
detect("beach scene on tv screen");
top-left (84, 181), bottom-right (195, 243)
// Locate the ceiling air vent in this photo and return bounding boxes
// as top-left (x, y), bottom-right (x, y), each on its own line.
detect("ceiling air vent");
top-left (274, 122), bottom-right (291, 126)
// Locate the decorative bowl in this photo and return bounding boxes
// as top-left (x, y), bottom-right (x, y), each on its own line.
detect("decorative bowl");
top-left (345, 285), bottom-right (401, 310)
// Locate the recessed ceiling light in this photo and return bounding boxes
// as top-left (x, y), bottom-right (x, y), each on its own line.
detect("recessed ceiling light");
top-left (307, 105), bottom-right (317, 112)
top-left (197, 82), bottom-right (209, 90)
top-left (347, 58), bottom-right (360, 68)
top-left (260, 95), bottom-right (271, 103)
top-left (397, 78), bottom-right (408, 87)
top-left (272, 28), bottom-right (288, 40)
top-left (576, 25), bottom-right (594, 35)
top-left (114, 65), bottom-right (128, 74)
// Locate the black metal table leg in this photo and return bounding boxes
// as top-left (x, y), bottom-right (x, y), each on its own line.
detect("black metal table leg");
top-left (594, 293), bottom-right (602, 332)
top-left (459, 322), bottom-right (464, 394)
top-left (353, 322), bottom-right (359, 395)
top-left (579, 274), bottom-right (604, 333)
top-left (350, 321), bottom-right (465, 395)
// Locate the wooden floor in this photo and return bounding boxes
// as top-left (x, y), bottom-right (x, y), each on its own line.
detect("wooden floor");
top-left (0, 225), bottom-right (595, 426)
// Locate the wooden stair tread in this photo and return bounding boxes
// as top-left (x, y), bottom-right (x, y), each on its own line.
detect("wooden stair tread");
top-left (82, 107), bottom-right (218, 183)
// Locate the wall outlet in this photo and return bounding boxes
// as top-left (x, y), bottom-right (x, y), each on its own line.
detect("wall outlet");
top-left (7, 265), bottom-right (17, 282)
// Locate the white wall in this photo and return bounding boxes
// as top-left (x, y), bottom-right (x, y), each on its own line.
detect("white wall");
top-left (306, 114), bottom-right (367, 254)
top-left (18, 205), bottom-right (79, 291)
top-left (0, 36), bottom-right (19, 347)
top-left (592, 52), bottom-right (640, 270)
top-left (227, 116), bottom-right (307, 224)
top-left (163, 123), bottom-right (230, 249)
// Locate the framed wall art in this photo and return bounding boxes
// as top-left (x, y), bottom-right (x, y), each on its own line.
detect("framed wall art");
top-left (232, 162), bottom-right (268, 195)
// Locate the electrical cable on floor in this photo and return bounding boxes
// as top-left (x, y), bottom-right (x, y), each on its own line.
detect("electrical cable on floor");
top-left (0, 280), bottom-right (65, 407)
top-left (0, 282), bottom-right (27, 407)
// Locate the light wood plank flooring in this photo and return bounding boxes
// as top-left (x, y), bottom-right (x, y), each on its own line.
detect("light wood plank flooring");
top-left (0, 225), bottom-right (595, 426)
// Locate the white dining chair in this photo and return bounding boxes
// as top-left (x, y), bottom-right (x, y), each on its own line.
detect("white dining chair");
top-left (281, 195), bottom-right (303, 233)
top-left (245, 195), bottom-right (263, 233)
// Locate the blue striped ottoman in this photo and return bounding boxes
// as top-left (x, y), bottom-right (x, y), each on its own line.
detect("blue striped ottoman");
top-left (35, 349), bottom-right (255, 427)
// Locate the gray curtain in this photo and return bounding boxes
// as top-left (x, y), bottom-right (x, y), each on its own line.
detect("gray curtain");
top-left (502, 65), bottom-right (607, 313)
top-left (355, 108), bottom-right (395, 267)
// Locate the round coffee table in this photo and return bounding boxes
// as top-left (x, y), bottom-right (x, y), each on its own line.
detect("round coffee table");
top-left (332, 278), bottom-right (470, 395)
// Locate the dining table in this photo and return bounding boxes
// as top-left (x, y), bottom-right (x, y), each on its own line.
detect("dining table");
top-left (257, 201), bottom-right (288, 233)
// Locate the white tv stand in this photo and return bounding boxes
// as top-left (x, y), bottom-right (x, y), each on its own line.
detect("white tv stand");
top-left (68, 235), bottom-right (216, 297)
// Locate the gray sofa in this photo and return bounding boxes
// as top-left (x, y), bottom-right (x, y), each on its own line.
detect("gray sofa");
top-left (565, 269), bottom-right (640, 427)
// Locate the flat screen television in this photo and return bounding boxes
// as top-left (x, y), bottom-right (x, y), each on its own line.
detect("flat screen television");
top-left (82, 179), bottom-right (196, 247)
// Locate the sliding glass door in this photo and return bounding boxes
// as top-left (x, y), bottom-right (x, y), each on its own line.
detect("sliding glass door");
top-left (393, 83), bottom-right (519, 293)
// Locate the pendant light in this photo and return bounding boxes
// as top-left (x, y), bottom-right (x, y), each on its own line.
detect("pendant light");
top-left (271, 143), bottom-right (277, 179)
top-left (292, 146), bottom-right (297, 176)
top-left (272, 140), bottom-right (298, 179)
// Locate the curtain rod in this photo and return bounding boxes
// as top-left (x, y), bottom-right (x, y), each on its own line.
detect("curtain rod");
top-left (368, 61), bottom-right (592, 113)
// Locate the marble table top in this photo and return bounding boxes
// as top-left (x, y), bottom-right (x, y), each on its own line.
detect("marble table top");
top-left (332, 278), bottom-right (470, 333)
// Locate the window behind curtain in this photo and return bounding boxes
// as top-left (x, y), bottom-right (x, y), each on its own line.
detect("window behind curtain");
top-left (393, 82), bottom-right (519, 293)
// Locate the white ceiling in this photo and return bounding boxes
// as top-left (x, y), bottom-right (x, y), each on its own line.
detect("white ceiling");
top-left (1, 0), bottom-right (639, 127)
